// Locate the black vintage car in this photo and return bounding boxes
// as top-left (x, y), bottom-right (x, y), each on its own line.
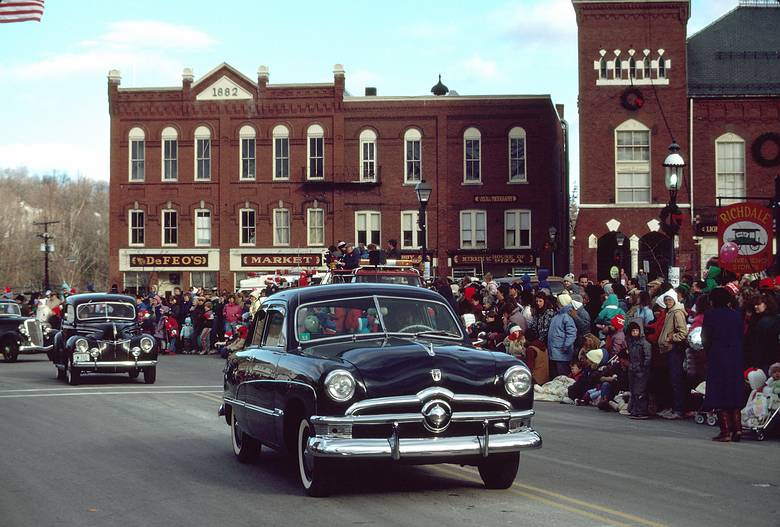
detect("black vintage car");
top-left (0, 299), bottom-right (53, 362)
top-left (220, 283), bottom-right (541, 496)
top-left (50, 293), bottom-right (158, 385)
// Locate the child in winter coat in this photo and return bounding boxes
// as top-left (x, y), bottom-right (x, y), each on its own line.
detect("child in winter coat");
top-left (163, 311), bottom-right (180, 355)
top-left (180, 316), bottom-right (194, 353)
top-left (626, 320), bottom-right (652, 419)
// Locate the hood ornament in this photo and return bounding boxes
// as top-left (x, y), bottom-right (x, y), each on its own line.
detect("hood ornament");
top-left (431, 369), bottom-right (442, 382)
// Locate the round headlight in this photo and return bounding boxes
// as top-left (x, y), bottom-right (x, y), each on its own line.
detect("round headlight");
top-left (139, 336), bottom-right (154, 352)
top-left (75, 338), bottom-right (89, 353)
top-left (504, 365), bottom-right (532, 397)
top-left (324, 369), bottom-right (356, 402)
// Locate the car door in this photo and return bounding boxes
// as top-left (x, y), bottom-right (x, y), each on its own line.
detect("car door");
top-left (243, 304), bottom-right (286, 445)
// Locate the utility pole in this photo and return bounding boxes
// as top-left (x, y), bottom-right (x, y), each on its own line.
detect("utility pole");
top-left (34, 220), bottom-right (60, 292)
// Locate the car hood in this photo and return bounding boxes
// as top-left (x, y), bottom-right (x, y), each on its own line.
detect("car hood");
top-left (303, 337), bottom-right (498, 398)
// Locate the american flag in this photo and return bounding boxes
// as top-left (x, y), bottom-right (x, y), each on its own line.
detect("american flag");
top-left (0, 0), bottom-right (44, 23)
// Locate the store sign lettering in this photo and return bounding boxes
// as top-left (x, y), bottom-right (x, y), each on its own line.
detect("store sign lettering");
top-left (241, 254), bottom-right (322, 267)
top-left (473, 195), bottom-right (518, 204)
top-left (452, 253), bottom-right (533, 265)
top-left (129, 254), bottom-right (209, 267)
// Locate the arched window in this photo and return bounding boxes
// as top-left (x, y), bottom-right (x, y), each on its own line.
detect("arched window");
top-left (615, 119), bottom-right (651, 204)
top-left (715, 132), bottom-right (745, 205)
top-left (643, 56), bottom-right (652, 79)
top-left (272, 125), bottom-right (290, 180)
top-left (194, 126), bottom-right (211, 181)
top-left (307, 124), bottom-right (324, 179)
top-left (614, 54), bottom-right (622, 80)
top-left (359, 129), bottom-right (377, 181)
top-left (599, 56), bottom-right (608, 79)
top-left (404, 128), bottom-right (422, 183)
top-left (239, 125), bottom-right (256, 180)
top-left (508, 127), bottom-right (527, 183)
top-left (658, 55), bottom-right (666, 78)
top-left (628, 56), bottom-right (637, 79)
top-left (161, 127), bottom-right (177, 181)
top-left (463, 127), bottom-right (481, 183)
top-left (128, 127), bottom-right (145, 181)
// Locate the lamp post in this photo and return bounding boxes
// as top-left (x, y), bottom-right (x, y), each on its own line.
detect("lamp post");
top-left (548, 226), bottom-right (558, 276)
top-left (615, 231), bottom-right (626, 273)
top-left (415, 180), bottom-right (433, 279)
top-left (661, 142), bottom-right (685, 271)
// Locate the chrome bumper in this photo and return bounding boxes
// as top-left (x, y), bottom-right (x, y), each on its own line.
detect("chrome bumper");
top-left (308, 408), bottom-right (541, 460)
top-left (71, 360), bottom-right (157, 368)
top-left (19, 345), bottom-right (53, 353)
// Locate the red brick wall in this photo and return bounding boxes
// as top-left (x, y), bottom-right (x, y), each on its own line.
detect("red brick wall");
top-left (108, 65), bottom-right (566, 291)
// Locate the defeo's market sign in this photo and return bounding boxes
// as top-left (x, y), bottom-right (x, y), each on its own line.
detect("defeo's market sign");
top-left (717, 202), bottom-right (773, 274)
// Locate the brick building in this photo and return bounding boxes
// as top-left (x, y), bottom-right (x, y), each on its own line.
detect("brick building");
top-left (108, 63), bottom-right (568, 293)
top-left (572, 0), bottom-right (780, 281)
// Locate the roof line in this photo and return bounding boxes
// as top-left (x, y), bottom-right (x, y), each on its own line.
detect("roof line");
top-left (687, 4), bottom-right (739, 40)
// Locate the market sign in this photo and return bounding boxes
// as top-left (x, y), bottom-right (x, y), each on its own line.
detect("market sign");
top-left (717, 202), bottom-right (774, 274)
top-left (129, 254), bottom-right (209, 267)
top-left (241, 254), bottom-right (322, 267)
top-left (473, 195), bottom-right (518, 204)
top-left (452, 253), bottom-right (534, 265)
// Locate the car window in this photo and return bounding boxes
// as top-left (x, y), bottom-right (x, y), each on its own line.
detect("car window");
top-left (0, 303), bottom-right (21, 316)
top-left (378, 298), bottom-right (461, 335)
top-left (263, 311), bottom-right (286, 348)
top-left (76, 302), bottom-right (135, 321)
top-left (353, 274), bottom-right (421, 286)
top-left (250, 311), bottom-right (267, 347)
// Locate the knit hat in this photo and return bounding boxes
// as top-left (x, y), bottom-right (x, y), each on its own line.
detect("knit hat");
top-left (337, 241), bottom-right (347, 249)
top-left (759, 277), bottom-right (775, 289)
top-left (586, 348), bottom-right (604, 365)
top-left (725, 282), bottom-right (740, 297)
top-left (563, 273), bottom-right (575, 283)
top-left (557, 293), bottom-right (572, 307)
top-left (611, 314), bottom-right (625, 331)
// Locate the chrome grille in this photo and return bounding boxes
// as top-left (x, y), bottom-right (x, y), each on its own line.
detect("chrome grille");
top-left (24, 319), bottom-right (43, 347)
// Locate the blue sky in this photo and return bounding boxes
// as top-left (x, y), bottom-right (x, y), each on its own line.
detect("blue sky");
top-left (0, 0), bottom-right (735, 186)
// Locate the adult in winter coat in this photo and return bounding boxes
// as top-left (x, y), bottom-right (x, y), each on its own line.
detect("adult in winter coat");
top-left (568, 294), bottom-right (591, 350)
top-left (529, 293), bottom-right (555, 343)
top-left (657, 289), bottom-right (688, 419)
top-left (547, 294), bottom-right (578, 376)
top-left (702, 287), bottom-right (745, 442)
top-left (744, 294), bottom-right (780, 372)
top-left (626, 320), bottom-right (652, 418)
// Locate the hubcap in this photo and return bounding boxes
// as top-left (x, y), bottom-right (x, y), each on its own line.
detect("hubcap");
top-left (299, 421), bottom-right (313, 486)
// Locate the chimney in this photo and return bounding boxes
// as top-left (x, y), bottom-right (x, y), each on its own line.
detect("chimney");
top-left (365, 87), bottom-right (377, 96)
top-left (555, 104), bottom-right (564, 120)
top-left (258, 65), bottom-right (269, 89)
top-left (107, 69), bottom-right (121, 86)
top-left (333, 63), bottom-right (345, 98)
top-left (182, 67), bottom-right (193, 96)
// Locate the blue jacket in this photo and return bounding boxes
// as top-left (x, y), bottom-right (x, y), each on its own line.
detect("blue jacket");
top-left (340, 250), bottom-right (362, 269)
top-left (547, 310), bottom-right (577, 361)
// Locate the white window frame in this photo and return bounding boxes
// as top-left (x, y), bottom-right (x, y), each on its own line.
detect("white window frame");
top-left (128, 127), bottom-right (145, 182)
top-left (508, 126), bottom-right (527, 183)
top-left (161, 127), bottom-right (178, 182)
top-left (307, 208), bottom-right (325, 247)
top-left (194, 125), bottom-right (211, 181)
top-left (614, 119), bottom-right (651, 204)
top-left (307, 124), bottom-right (324, 180)
top-left (272, 124), bottom-right (290, 180)
top-left (404, 128), bottom-right (422, 184)
top-left (239, 125), bottom-right (256, 181)
top-left (504, 209), bottom-right (532, 249)
top-left (400, 210), bottom-right (427, 250)
top-left (359, 129), bottom-right (377, 182)
top-left (240, 208), bottom-right (256, 247)
top-left (460, 210), bottom-right (487, 249)
top-left (161, 209), bottom-right (178, 247)
top-left (463, 127), bottom-right (481, 184)
top-left (128, 209), bottom-right (145, 247)
top-left (715, 132), bottom-right (746, 206)
top-left (194, 208), bottom-right (211, 247)
top-left (273, 208), bottom-right (290, 247)
top-left (355, 211), bottom-right (381, 247)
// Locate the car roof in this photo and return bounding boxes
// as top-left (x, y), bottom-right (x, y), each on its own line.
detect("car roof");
top-left (266, 283), bottom-right (439, 305)
top-left (65, 293), bottom-right (136, 305)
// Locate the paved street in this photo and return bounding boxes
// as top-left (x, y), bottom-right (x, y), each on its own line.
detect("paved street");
top-left (0, 355), bottom-right (777, 527)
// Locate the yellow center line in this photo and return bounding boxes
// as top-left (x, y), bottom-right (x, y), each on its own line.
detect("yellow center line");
top-left (433, 465), bottom-right (666, 527)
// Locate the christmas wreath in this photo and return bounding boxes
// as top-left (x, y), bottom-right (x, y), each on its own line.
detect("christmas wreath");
top-left (620, 87), bottom-right (645, 111)
top-left (751, 132), bottom-right (780, 167)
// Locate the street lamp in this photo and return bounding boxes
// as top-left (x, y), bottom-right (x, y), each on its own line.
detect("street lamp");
top-left (661, 141), bottom-right (685, 269)
top-left (615, 231), bottom-right (626, 273)
top-left (548, 226), bottom-right (558, 276)
top-left (415, 180), bottom-right (433, 279)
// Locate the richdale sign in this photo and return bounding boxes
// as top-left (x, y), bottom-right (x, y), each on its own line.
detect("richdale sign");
top-left (717, 202), bottom-right (774, 274)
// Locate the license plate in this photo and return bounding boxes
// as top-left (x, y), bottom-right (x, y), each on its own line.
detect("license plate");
top-left (73, 353), bottom-right (91, 362)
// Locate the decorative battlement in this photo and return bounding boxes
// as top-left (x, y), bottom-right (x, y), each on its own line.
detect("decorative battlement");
top-left (593, 48), bottom-right (670, 86)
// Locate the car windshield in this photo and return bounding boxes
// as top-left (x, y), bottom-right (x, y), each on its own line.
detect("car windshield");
top-left (0, 303), bottom-right (21, 316)
top-left (76, 302), bottom-right (136, 321)
top-left (295, 295), bottom-right (462, 343)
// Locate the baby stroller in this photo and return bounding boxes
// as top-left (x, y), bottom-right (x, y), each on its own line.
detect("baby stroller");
top-left (690, 382), bottom-right (718, 427)
top-left (742, 392), bottom-right (780, 441)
